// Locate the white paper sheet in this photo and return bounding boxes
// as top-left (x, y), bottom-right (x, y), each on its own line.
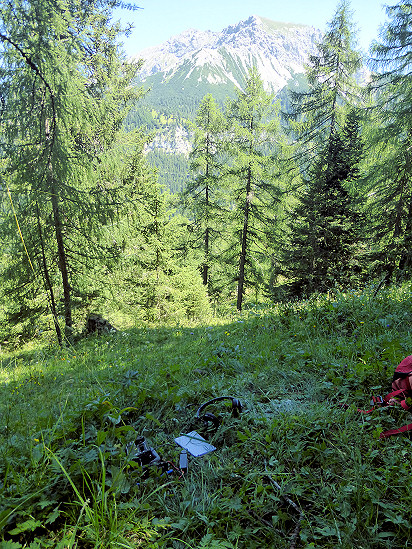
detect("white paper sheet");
top-left (174, 431), bottom-right (216, 457)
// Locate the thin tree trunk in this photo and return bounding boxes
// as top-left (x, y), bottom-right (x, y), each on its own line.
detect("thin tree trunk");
top-left (45, 118), bottom-right (72, 337)
top-left (203, 225), bottom-right (209, 286)
top-left (50, 182), bottom-right (72, 335)
top-left (203, 150), bottom-right (210, 286)
top-left (36, 202), bottom-right (63, 346)
top-left (397, 190), bottom-right (412, 275)
top-left (237, 164), bottom-right (252, 311)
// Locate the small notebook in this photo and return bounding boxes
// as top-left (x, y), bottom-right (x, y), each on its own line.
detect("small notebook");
top-left (174, 431), bottom-right (216, 457)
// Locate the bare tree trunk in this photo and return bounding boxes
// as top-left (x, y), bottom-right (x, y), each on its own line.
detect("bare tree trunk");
top-left (44, 118), bottom-right (72, 337)
top-left (50, 182), bottom-right (72, 336)
top-left (237, 164), bottom-right (252, 311)
top-left (203, 225), bottom-right (209, 286)
top-left (203, 159), bottom-right (210, 286)
top-left (397, 191), bottom-right (412, 277)
top-left (36, 202), bottom-right (63, 346)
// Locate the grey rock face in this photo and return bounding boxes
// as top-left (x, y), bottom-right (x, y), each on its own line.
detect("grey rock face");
top-left (133, 15), bottom-right (322, 93)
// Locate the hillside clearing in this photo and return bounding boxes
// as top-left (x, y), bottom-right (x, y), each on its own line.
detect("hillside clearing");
top-left (1, 286), bottom-right (412, 548)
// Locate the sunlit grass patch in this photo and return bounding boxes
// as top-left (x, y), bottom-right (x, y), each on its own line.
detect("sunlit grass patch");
top-left (1, 283), bottom-right (412, 548)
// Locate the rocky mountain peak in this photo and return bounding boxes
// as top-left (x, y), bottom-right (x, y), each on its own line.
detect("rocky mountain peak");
top-left (222, 14), bottom-right (262, 35)
top-left (133, 15), bottom-right (322, 92)
top-left (160, 27), bottom-right (217, 57)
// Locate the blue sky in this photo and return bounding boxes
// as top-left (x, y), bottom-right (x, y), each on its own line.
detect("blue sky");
top-left (114, 0), bottom-right (389, 56)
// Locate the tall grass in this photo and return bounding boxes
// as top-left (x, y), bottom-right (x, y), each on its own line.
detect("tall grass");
top-left (1, 283), bottom-right (412, 548)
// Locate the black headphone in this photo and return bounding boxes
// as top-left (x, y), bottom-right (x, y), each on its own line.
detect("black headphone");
top-left (195, 396), bottom-right (243, 432)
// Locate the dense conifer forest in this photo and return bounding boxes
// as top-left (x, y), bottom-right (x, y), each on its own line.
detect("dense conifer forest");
top-left (1, 2), bottom-right (412, 548)
top-left (2, 0), bottom-right (412, 344)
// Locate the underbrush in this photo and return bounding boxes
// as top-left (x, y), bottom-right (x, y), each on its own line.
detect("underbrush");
top-left (1, 284), bottom-right (412, 548)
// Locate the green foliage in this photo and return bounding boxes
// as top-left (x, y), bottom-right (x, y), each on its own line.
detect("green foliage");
top-left (365, 2), bottom-right (412, 284)
top-left (0, 0), bottom-right (145, 342)
top-left (224, 68), bottom-right (283, 310)
top-left (285, 0), bottom-right (362, 166)
top-left (146, 149), bottom-right (190, 193)
top-left (131, 266), bottom-right (212, 323)
top-left (183, 94), bottom-right (229, 290)
top-left (280, 2), bottom-right (365, 297)
top-left (1, 283), bottom-right (412, 547)
top-left (282, 109), bottom-right (366, 296)
top-left (4, 4), bottom-right (412, 544)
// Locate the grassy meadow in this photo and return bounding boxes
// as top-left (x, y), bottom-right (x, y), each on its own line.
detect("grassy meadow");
top-left (1, 284), bottom-right (412, 548)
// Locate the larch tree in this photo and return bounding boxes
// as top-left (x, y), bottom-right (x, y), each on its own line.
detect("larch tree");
top-left (366, 2), bottom-right (412, 284)
top-left (225, 67), bottom-right (282, 311)
top-left (183, 93), bottom-right (227, 291)
top-left (0, 0), bottom-right (144, 343)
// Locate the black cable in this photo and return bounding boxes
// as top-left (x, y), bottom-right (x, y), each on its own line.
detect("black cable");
top-left (196, 396), bottom-right (243, 419)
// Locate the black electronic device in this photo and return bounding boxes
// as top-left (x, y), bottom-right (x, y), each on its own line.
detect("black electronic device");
top-left (195, 396), bottom-right (243, 433)
top-left (126, 436), bottom-right (161, 468)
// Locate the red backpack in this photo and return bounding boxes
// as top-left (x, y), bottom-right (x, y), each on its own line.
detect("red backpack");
top-left (368, 355), bottom-right (412, 438)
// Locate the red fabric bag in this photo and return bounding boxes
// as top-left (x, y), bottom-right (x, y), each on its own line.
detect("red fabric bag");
top-left (379, 356), bottom-right (412, 438)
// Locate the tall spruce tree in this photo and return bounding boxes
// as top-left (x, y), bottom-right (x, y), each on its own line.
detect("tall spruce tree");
top-left (366, 2), bottom-right (412, 283)
top-left (225, 67), bottom-right (282, 311)
top-left (183, 94), bottom-right (227, 291)
top-left (281, 0), bottom-right (364, 295)
top-left (284, 110), bottom-right (365, 294)
top-left (0, 0), bottom-right (144, 342)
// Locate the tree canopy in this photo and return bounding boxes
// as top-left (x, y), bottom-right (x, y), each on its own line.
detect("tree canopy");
top-left (2, 0), bottom-right (412, 344)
